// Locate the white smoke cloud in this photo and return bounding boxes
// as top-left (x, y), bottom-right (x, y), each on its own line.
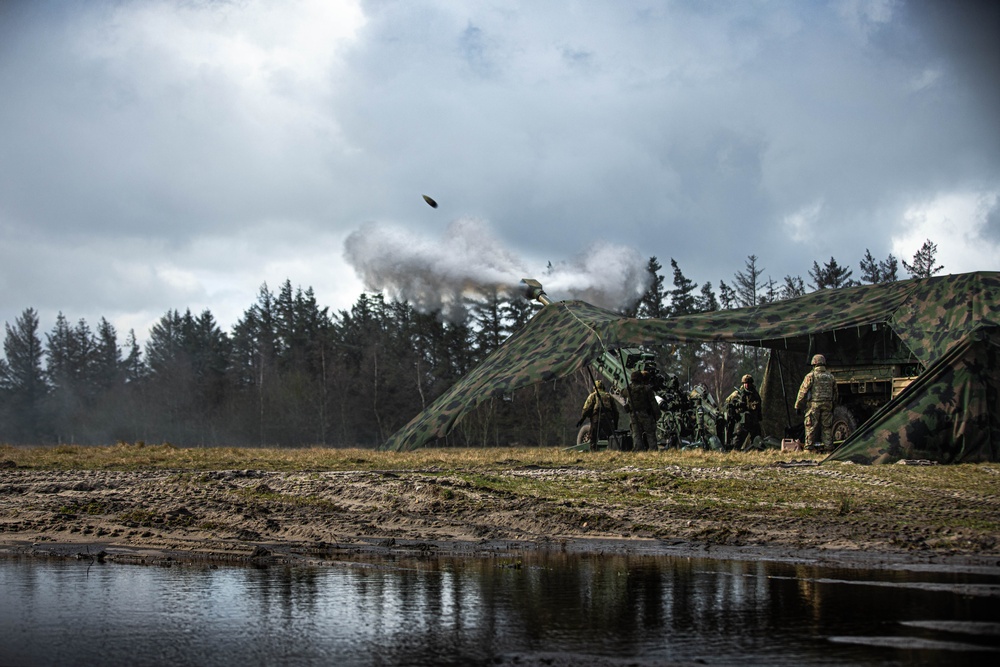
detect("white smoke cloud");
top-left (343, 218), bottom-right (651, 319)
top-left (542, 242), bottom-right (652, 310)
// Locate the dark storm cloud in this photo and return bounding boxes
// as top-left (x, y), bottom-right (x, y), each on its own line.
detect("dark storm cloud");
top-left (0, 0), bottom-right (997, 345)
top-left (905, 0), bottom-right (1000, 135)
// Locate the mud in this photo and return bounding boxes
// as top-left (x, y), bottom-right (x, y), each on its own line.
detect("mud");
top-left (2, 464), bottom-right (999, 573)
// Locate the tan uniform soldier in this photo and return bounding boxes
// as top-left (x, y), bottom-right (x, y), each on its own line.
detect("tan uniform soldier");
top-left (794, 354), bottom-right (838, 450)
top-left (577, 380), bottom-right (618, 450)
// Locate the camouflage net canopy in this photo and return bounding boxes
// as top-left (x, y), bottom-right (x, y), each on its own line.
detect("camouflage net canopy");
top-left (383, 271), bottom-right (1000, 463)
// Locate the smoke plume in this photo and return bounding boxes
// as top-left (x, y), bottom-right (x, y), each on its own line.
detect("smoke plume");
top-left (343, 218), bottom-right (651, 320)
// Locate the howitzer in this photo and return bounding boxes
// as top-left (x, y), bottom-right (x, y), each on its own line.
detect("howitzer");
top-left (521, 279), bottom-right (723, 450)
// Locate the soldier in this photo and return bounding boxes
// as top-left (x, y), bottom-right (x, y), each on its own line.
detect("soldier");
top-left (577, 380), bottom-right (618, 450)
top-left (725, 374), bottom-right (763, 450)
top-left (659, 375), bottom-right (690, 448)
top-left (662, 376), bottom-right (690, 413)
top-left (624, 370), bottom-right (659, 451)
top-left (795, 354), bottom-right (839, 450)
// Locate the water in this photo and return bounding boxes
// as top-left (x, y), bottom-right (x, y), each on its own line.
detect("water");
top-left (1, 552), bottom-right (998, 666)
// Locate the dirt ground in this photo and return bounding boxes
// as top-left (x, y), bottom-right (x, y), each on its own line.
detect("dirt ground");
top-left (2, 462), bottom-right (999, 573)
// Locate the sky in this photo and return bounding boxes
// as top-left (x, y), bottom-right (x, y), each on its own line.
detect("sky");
top-left (1, 0), bottom-right (998, 344)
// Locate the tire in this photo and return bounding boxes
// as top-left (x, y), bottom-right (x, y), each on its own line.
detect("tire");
top-left (576, 424), bottom-right (591, 446)
top-left (831, 405), bottom-right (858, 443)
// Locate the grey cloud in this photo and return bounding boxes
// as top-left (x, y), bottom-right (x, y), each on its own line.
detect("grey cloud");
top-left (459, 23), bottom-right (499, 78)
top-left (903, 0), bottom-right (1000, 131)
top-left (982, 197), bottom-right (1000, 243)
top-left (1, 0), bottom-right (998, 342)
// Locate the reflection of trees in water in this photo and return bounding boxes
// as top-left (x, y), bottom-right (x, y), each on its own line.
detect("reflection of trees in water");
top-left (220, 553), bottom-right (995, 663)
top-left (332, 554), bottom-right (790, 651)
top-left (6, 556), bottom-right (997, 665)
top-left (243, 566), bottom-right (323, 619)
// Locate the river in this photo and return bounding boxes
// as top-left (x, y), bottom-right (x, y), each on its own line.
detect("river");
top-left (1, 552), bottom-right (998, 666)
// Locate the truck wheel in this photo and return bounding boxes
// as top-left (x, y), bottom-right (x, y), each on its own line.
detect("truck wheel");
top-left (576, 424), bottom-right (591, 446)
top-left (831, 406), bottom-right (858, 442)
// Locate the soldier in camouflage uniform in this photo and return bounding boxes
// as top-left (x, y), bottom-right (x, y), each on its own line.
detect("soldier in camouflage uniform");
top-left (725, 374), bottom-right (763, 450)
top-left (577, 380), bottom-right (618, 450)
top-left (795, 354), bottom-right (839, 450)
top-left (659, 376), bottom-right (689, 448)
top-left (624, 370), bottom-right (660, 451)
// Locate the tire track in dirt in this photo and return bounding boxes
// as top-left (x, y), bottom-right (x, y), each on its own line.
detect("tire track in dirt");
top-left (2, 465), bottom-right (998, 568)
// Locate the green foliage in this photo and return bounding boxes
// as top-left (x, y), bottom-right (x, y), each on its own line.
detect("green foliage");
top-left (0, 308), bottom-right (47, 442)
top-left (809, 256), bottom-right (855, 290)
top-left (903, 239), bottom-right (944, 279)
top-left (637, 257), bottom-right (668, 318)
top-left (860, 249), bottom-right (899, 284)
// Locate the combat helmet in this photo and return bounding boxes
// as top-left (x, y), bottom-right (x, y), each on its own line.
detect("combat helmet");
top-left (741, 374), bottom-right (754, 384)
top-left (811, 354), bottom-right (826, 366)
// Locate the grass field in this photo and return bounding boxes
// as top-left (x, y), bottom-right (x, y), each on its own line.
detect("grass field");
top-left (3, 441), bottom-right (825, 470)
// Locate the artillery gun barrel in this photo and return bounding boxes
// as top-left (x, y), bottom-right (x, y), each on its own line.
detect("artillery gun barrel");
top-left (520, 278), bottom-right (552, 306)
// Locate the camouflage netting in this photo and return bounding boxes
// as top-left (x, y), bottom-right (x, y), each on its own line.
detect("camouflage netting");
top-left (383, 271), bottom-right (1000, 463)
top-left (382, 299), bottom-right (639, 451)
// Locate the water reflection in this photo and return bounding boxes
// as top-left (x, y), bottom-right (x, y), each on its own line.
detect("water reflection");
top-left (1, 552), bottom-right (997, 666)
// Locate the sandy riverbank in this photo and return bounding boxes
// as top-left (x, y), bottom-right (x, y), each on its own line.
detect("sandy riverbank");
top-left (3, 456), bottom-right (999, 573)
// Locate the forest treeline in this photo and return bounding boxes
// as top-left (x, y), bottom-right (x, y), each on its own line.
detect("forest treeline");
top-left (0, 241), bottom-right (944, 447)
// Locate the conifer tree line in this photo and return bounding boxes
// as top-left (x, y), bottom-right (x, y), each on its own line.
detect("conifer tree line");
top-left (0, 240), bottom-right (943, 447)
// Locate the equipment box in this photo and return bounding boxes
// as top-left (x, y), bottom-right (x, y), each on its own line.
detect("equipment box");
top-left (781, 438), bottom-right (803, 452)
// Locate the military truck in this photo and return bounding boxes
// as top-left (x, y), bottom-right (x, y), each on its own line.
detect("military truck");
top-left (826, 363), bottom-right (921, 441)
top-left (521, 279), bottom-right (724, 450)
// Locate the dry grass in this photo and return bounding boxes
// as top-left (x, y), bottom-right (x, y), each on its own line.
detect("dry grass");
top-left (3, 443), bottom-right (996, 518)
top-left (0, 442), bottom-right (821, 472)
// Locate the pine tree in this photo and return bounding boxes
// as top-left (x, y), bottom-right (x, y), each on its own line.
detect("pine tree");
top-left (275, 279), bottom-right (299, 368)
top-left (697, 282), bottom-right (719, 312)
top-left (860, 250), bottom-right (900, 284)
top-left (718, 281), bottom-right (737, 310)
top-left (144, 308), bottom-right (229, 444)
top-left (123, 330), bottom-right (145, 383)
top-left (733, 255), bottom-right (764, 307)
top-left (808, 257), bottom-right (854, 290)
top-left (111, 327), bottom-right (148, 444)
top-left (501, 293), bottom-right (536, 335)
top-left (667, 259), bottom-right (697, 316)
top-left (780, 275), bottom-right (806, 300)
top-left (225, 284), bottom-right (286, 444)
top-left (146, 310), bottom-right (187, 377)
top-left (45, 314), bottom-right (98, 443)
top-left (0, 308), bottom-right (48, 442)
top-left (730, 256), bottom-right (770, 382)
top-left (637, 257), bottom-right (667, 318)
top-left (46, 313), bottom-right (86, 397)
top-left (902, 239), bottom-right (944, 278)
top-left (761, 276), bottom-right (779, 304)
top-left (470, 287), bottom-right (506, 356)
top-left (188, 309), bottom-right (230, 410)
top-left (880, 254), bottom-right (899, 282)
top-left (93, 318), bottom-right (123, 392)
top-left (859, 249), bottom-right (881, 284)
